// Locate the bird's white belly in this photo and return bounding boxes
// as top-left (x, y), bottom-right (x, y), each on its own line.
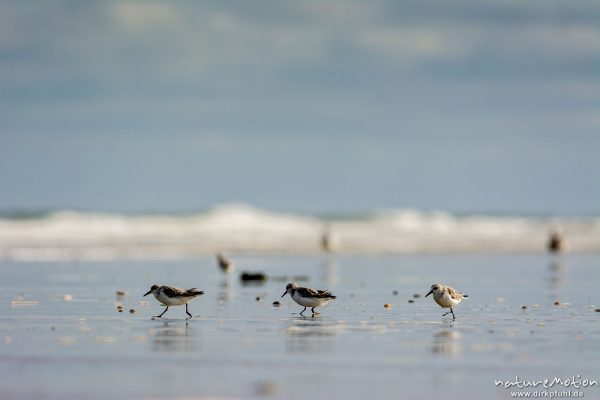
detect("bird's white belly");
top-left (155, 292), bottom-right (192, 306)
top-left (292, 293), bottom-right (331, 308)
top-left (434, 293), bottom-right (460, 308)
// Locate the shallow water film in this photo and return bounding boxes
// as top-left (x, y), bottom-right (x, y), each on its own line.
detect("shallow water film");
top-left (1, 254), bottom-right (599, 399)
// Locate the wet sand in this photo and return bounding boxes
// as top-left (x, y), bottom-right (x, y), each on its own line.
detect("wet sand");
top-left (1, 254), bottom-right (599, 399)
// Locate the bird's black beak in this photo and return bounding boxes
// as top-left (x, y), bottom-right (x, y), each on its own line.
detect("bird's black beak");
top-left (425, 290), bottom-right (433, 297)
top-left (281, 291), bottom-right (287, 298)
top-left (143, 290), bottom-right (152, 297)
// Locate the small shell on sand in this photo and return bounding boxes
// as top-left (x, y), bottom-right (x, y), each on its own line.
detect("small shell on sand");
top-left (11, 300), bottom-right (38, 306)
top-left (554, 301), bottom-right (560, 305)
top-left (116, 290), bottom-right (128, 297)
top-left (522, 305), bottom-right (528, 309)
top-left (255, 380), bottom-right (278, 396)
top-left (63, 294), bottom-right (73, 301)
top-left (408, 299), bottom-right (414, 303)
top-left (383, 303), bottom-right (392, 308)
top-left (129, 309), bottom-right (136, 314)
top-left (413, 293), bottom-right (421, 298)
top-left (272, 301), bottom-right (281, 307)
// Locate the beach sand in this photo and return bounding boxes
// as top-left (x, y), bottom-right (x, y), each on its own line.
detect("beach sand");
top-left (1, 254), bottom-right (599, 399)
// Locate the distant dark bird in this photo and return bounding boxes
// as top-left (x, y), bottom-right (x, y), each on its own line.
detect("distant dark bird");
top-left (548, 231), bottom-right (565, 253)
top-left (143, 285), bottom-right (204, 318)
top-left (281, 282), bottom-right (336, 315)
top-left (216, 252), bottom-right (235, 273)
top-left (321, 224), bottom-right (338, 253)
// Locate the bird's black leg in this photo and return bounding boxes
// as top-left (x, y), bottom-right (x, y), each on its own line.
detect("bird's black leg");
top-left (311, 307), bottom-right (318, 314)
top-left (450, 308), bottom-right (456, 320)
top-left (442, 310), bottom-right (449, 316)
top-left (186, 303), bottom-right (192, 318)
top-left (155, 306), bottom-right (169, 318)
top-left (300, 306), bottom-right (307, 315)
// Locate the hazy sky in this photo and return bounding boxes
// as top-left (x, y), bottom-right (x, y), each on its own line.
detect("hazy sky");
top-left (1, 1), bottom-right (599, 214)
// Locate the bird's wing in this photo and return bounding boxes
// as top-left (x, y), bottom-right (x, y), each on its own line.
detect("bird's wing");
top-left (161, 286), bottom-right (186, 298)
top-left (447, 286), bottom-right (465, 300)
top-left (297, 287), bottom-right (335, 298)
top-left (185, 288), bottom-right (204, 296)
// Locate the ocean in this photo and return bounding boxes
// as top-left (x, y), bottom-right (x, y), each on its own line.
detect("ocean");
top-left (1, 203), bottom-right (599, 262)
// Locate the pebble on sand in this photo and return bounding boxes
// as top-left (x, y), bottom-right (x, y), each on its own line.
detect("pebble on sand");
top-left (255, 380), bottom-right (279, 396)
top-left (272, 301), bottom-right (281, 307)
top-left (554, 301), bottom-right (560, 306)
top-left (116, 290), bottom-right (127, 297)
top-left (408, 299), bottom-right (414, 303)
top-left (522, 305), bottom-right (528, 310)
top-left (393, 290), bottom-right (398, 295)
top-left (594, 308), bottom-right (600, 313)
top-left (129, 309), bottom-right (136, 314)
top-left (240, 272), bottom-right (267, 283)
top-left (383, 303), bottom-right (392, 308)
top-left (413, 293), bottom-right (421, 298)
top-left (63, 294), bottom-right (73, 302)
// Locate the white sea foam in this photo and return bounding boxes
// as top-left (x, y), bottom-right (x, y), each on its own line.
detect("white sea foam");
top-left (0, 203), bottom-right (598, 261)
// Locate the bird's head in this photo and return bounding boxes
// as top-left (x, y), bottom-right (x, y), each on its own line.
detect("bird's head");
top-left (425, 283), bottom-right (443, 297)
top-left (144, 284), bottom-right (160, 297)
top-left (281, 282), bottom-right (297, 298)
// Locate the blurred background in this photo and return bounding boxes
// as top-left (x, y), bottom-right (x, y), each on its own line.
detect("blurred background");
top-left (1, 0), bottom-right (599, 215)
top-left (2, 5), bottom-right (599, 399)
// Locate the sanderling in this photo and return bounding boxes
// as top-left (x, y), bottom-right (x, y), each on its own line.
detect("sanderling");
top-left (321, 224), bottom-right (338, 253)
top-left (143, 285), bottom-right (204, 318)
top-left (425, 283), bottom-right (468, 320)
top-left (548, 230), bottom-right (565, 253)
top-left (281, 282), bottom-right (336, 315)
top-left (216, 252), bottom-right (235, 273)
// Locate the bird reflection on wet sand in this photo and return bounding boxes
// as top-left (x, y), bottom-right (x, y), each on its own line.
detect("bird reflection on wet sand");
top-left (322, 257), bottom-right (338, 287)
top-left (431, 329), bottom-right (462, 356)
top-left (217, 277), bottom-right (235, 304)
top-left (547, 261), bottom-right (566, 290)
top-left (149, 321), bottom-right (196, 352)
top-left (285, 316), bottom-right (337, 353)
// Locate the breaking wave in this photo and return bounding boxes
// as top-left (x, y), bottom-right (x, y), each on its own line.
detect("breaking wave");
top-left (0, 203), bottom-right (598, 261)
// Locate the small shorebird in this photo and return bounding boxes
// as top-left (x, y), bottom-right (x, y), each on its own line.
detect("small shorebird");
top-left (143, 285), bottom-right (204, 318)
top-left (216, 252), bottom-right (235, 273)
top-left (281, 282), bottom-right (336, 315)
top-left (547, 230), bottom-right (565, 253)
top-left (321, 224), bottom-right (338, 253)
top-left (425, 283), bottom-right (468, 320)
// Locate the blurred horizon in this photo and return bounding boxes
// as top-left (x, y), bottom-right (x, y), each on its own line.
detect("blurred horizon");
top-left (1, 1), bottom-right (599, 216)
